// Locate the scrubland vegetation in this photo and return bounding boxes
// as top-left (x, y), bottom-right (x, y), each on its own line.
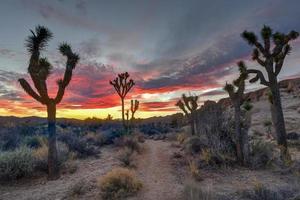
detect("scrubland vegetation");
top-left (0, 25), bottom-right (300, 200)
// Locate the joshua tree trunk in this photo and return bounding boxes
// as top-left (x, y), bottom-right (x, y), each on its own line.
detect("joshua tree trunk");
top-left (270, 81), bottom-right (288, 157)
top-left (47, 102), bottom-right (59, 180)
top-left (121, 98), bottom-right (125, 128)
top-left (190, 112), bottom-right (196, 135)
top-left (270, 105), bottom-right (277, 139)
top-left (234, 102), bottom-right (244, 165)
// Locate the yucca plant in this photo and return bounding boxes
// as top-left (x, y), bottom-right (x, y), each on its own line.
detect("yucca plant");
top-left (224, 61), bottom-right (248, 165)
top-left (19, 25), bottom-right (79, 180)
top-left (176, 94), bottom-right (198, 135)
top-left (241, 25), bottom-right (299, 159)
top-left (110, 72), bottom-right (135, 129)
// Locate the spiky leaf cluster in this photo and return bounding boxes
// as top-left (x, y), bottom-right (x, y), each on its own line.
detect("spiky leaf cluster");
top-left (110, 72), bottom-right (135, 98)
top-left (176, 94), bottom-right (198, 116)
top-left (241, 25), bottom-right (299, 86)
top-left (224, 61), bottom-right (248, 103)
top-left (19, 25), bottom-right (79, 106)
top-left (25, 26), bottom-right (53, 53)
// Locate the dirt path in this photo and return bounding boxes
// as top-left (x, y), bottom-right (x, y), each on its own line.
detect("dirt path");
top-left (0, 146), bottom-right (119, 200)
top-left (129, 139), bottom-right (183, 200)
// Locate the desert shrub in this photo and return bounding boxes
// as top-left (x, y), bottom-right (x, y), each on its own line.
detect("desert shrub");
top-left (198, 148), bottom-right (235, 168)
top-left (98, 167), bottom-right (142, 200)
top-left (33, 142), bottom-right (69, 172)
top-left (188, 160), bottom-right (202, 181)
top-left (0, 130), bottom-right (21, 151)
top-left (84, 132), bottom-right (106, 146)
top-left (118, 147), bottom-right (135, 168)
top-left (183, 180), bottom-right (213, 200)
top-left (23, 135), bottom-right (44, 149)
top-left (240, 183), bottom-right (296, 200)
top-left (184, 136), bottom-right (206, 155)
top-left (177, 132), bottom-right (188, 144)
top-left (133, 132), bottom-right (145, 143)
top-left (61, 161), bottom-right (78, 175)
top-left (195, 101), bottom-right (237, 159)
top-left (114, 136), bottom-right (141, 153)
top-left (58, 133), bottom-right (99, 158)
top-left (67, 180), bottom-right (88, 197)
top-left (0, 146), bottom-right (35, 181)
top-left (101, 129), bottom-right (126, 144)
top-left (250, 140), bottom-right (275, 169)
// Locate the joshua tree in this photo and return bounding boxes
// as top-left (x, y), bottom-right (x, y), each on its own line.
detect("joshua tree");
top-left (110, 72), bottom-right (135, 128)
top-left (105, 114), bottom-right (113, 121)
top-left (224, 61), bottom-right (249, 165)
top-left (18, 26), bottom-right (79, 180)
top-left (176, 94), bottom-right (198, 135)
top-left (130, 99), bottom-right (139, 120)
top-left (241, 25), bottom-right (299, 158)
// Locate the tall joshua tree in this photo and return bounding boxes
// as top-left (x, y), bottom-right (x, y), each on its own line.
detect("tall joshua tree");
top-left (176, 94), bottom-right (198, 135)
top-left (241, 25), bottom-right (299, 158)
top-left (19, 26), bottom-right (79, 180)
top-left (224, 61), bottom-right (248, 165)
top-left (110, 72), bottom-right (135, 128)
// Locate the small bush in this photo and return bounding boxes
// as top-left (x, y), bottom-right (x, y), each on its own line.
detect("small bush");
top-left (23, 135), bottom-right (44, 149)
top-left (250, 140), bottom-right (275, 169)
top-left (58, 133), bottom-right (99, 158)
top-left (241, 183), bottom-right (289, 200)
top-left (118, 147), bottom-right (135, 168)
top-left (61, 161), bottom-right (78, 174)
top-left (68, 180), bottom-right (88, 197)
top-left (98, 167), bottom-right (142, 200)
top-left (177, 132), bottom-right (188, 144)
top-left (33, 142), bottom-right (69, 172)
top-left (84, 132), bottom-right (106, 146)
top-left (188, 160), bottom-right (202, 181)
top-left (184, 136), bottom-right (205, 155)
top-left (114, 136), bottom-right (141, 153)
top-left (183, 180), bottom-right (213, 200)
top-left (0, 146), bottom-right (35, 181)
top-left (0, 130), bottom-right (21, 151)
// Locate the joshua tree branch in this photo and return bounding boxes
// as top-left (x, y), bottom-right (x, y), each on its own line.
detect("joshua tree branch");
top-left (19, 78), bottom-right (44, 104)
top-left (54, 45), bottom-right (78, 104)
top-left (247, 69), bottom-right (269, 86)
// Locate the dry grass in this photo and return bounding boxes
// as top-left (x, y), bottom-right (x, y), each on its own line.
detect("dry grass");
top-left (188, 160), bottom-right (202, 181)
top-left (183, 180), bottom-right (213, 200)
top-left (117, 147), bottom-right (136, 168)
top-left (98, 167), bottom-right (142, 200)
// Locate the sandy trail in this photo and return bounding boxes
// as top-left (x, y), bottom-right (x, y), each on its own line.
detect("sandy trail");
top-left (129, 139), bottom-right (183, 200)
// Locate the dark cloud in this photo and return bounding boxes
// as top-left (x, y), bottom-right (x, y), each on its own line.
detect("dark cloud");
top-left (75, 0), bottom-right (87, 14)
top-left (0, 70), bottom-right (24, 101)
top-left (78, 38), bottom-right (102, 61)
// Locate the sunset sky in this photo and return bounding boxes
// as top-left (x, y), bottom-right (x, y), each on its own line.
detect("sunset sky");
top-left (0, 0), bottom-right (300, 119)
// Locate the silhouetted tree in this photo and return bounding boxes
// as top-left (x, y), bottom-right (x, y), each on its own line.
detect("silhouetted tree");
top-left (110, 72), bottom-right (135, 128)
top-left (130, 99), bottom-right (139, 120)
top-left (176, 94), bottom-right (198, 135)
top-left (105, 114), bottom-right (113, 121)
top-left (19, 26), bottom-right (79, 180)
top-left (241, 25), bottom-right (299, 158)
top-left (224, 61), bottom-right (249, 165)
